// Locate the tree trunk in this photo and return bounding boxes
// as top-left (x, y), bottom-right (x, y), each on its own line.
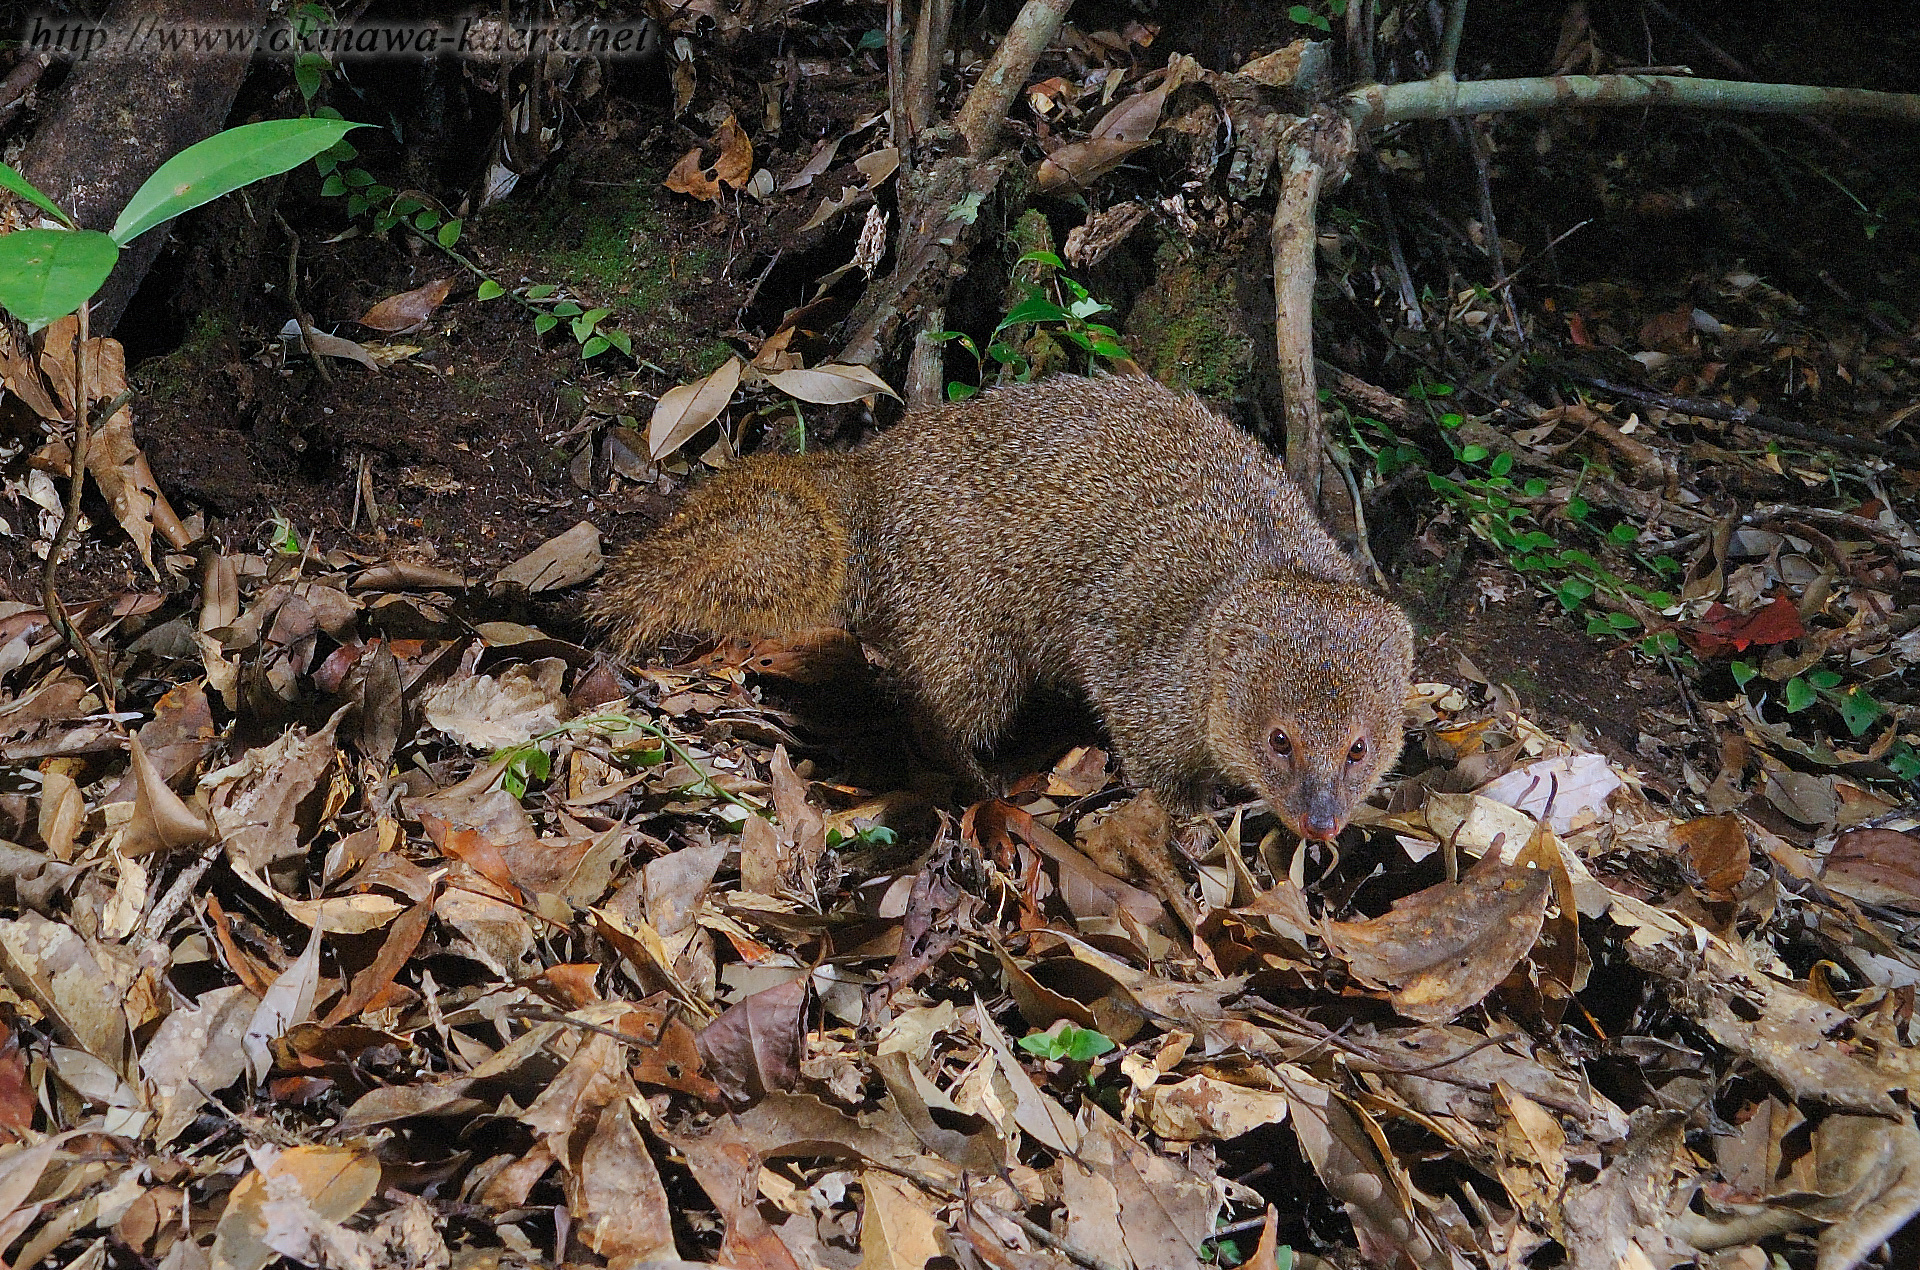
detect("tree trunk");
top-left (17, 0), bottom-right (269, 335)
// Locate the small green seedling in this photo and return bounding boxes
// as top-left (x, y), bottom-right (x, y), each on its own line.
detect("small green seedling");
top-left (934, 251), bottom-right (1129, 400)
top-left (1019, 1022), bottom-right (1116, 1064)
top-left (825, 823), bottom-right (897, 850)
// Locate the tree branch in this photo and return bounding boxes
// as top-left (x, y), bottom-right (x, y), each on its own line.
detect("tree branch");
top-left (1342, 73), bottom-right (1920, 131)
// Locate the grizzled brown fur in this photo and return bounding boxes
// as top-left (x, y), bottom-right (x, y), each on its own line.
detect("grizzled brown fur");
top-left (592, 375), bottom-right (1414, 840)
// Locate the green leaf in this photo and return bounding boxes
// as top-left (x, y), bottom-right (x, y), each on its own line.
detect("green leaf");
top-left (605, 328), bottom-right (633, 356)
top-left (533, 314), bottom-right (558, 335)
top-left (1835, 688), bottom-right (1883, 736)
top-left (582, 307), bottom-right (613, 326)
top-left (1555, 577), bottom-right (1593, 610)
top-left (1017, 249), bottom-right (1066, 269)
top-left (1460, 444), bottom-right (1490, 463)
top-left (571, 315), bottom-right (595, 342)
top-left (1288, 4), bottom-right (1314, 21)
top-left (1438, 411), bottom-right (1463, 428)
top-left (1608, 523), bottom-right (1638, 546)
top-left (552, 300), bottom-right (583, 318)
top-left (1001, 295), bottom-right (1072, 326)
top-left (1522, 477), bottom-right (1548, 497)
top-left (112, 117), bottom-right (365, 246)
top-left (436, 219), bottom-right (461, 248)
top-left (391, 195), bottom-right (425, 217)
top-left (1606, 612), bottom-right (1639, 630)
top-left (856, 28), bottom-right (886, 49)
top-left (320, 173), bottom-right (348, 197)
top-left (1488, 452), bottom-right (1514, 477)
top-left (526, 284), bottom-right (557, 300)
top-left (947, 382), bottom-right (978, 401)
top-left (580, 334), bottom-right (611, 358)
top-left (1018, 1025), bottom-right (1115, 1062)
top-left (0, 163), bottom-right (74, 228)
top-left (1731, 660), bottom-right (1757, 687)
top-left (1062, 1026), bottom-right (1116, 1062)
top-left (1784, 676), bottom-right (1816, 713)
top-left (413, 209), bottom-right (441, 231)
top-left (476, 279), bottom-right (505, 300)
top-left (346, 194), bottom-right (368, 217)
top-left (1566, 496), bottom-right (1591, 521)
top-left (295, 55), bottom-right (325, 102)
top-left (1808, 669), bottom-right (1843, 691)
top-left (0, 229), bottom-right (120, 326)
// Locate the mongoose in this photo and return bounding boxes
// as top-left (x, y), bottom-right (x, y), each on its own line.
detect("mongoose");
top-left (592, 374), bottom-right (1414, 841)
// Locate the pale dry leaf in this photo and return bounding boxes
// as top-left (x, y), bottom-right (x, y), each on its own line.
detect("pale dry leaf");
top-left (141, 983), bottom-right (253, 1146)
top-left (858, 1171), bottom-right (945, 1270)
top-left (1477, 753), bottom-right (1623, 834)
top-left (210, 1146), bottom-right (380, 1270)
top-left (761, 363), bottom-right (899, 405)
top-left (648, 355), bottom-right (743, 459)
top-left (493, 521), bottom-right (603, 592)
top-left (0, 912), bottom-right (130, 1068)
top-left (779, 137), bottom-right (841, 191)
top-left (278, 320), bottom-right (381, 371)
top-left (243, 928), bottom-right (323, 1085)
top-left (418, 658), bottom-right (570, 751)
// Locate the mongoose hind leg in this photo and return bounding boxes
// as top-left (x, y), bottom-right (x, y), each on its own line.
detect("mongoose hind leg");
top-left (893, 636), bottom-right (1030, 802)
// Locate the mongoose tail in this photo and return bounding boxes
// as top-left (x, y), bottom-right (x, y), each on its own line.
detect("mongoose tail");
top-left (588, 452), bottom-right (867, 656)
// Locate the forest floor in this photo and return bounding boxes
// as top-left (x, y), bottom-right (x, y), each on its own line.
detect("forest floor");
top-left (0, 3), bottom-right (1918, 1270)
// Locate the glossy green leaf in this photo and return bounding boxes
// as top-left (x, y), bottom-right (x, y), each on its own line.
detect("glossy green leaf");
top-left (113, 117), bottom-right (365, 246)
top-left (1835, 688), bottom-right (1883, 736)
top-left (0, 228), bottom-right (119, 326)
top-left (1784, 676), bottom-right (1815, 713)
top-left (436, 219), bottom-right (461, 248)
top-left (0, 163), bottom-right (73, 228)
top-left (476, 279), bottom-right (505, 300)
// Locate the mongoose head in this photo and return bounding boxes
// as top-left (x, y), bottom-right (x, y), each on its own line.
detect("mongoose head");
top-left (1206, 580), bottom-right (1414, 841)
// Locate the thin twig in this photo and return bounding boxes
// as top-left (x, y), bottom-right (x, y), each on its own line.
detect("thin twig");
top-left (1648, 503), bottom-right (1920, 563)
top-left (41, 305), bottom-right (121, 718)
top-left (1577, 374), bottom-right (1920, 468)
top-left (143, 840), bottom-right (225, 939)
top-left (275, 211), bottom-right (333, 386)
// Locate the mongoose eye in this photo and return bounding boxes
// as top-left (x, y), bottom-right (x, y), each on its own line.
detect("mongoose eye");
top-left (1269, 729), bottom-right (1292, 758)
top-left (1347, 738), bottom-right (1368, 764)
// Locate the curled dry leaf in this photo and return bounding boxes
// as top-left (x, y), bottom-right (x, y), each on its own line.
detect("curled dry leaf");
top-left (1036, 83), bottom-right (1170, 193)
top-left (664, 112), bottom-right (753, 202)
top-left (647, 355), bottom-right (743, 459)
top-left (357, 276), bottom-right (456, 332)
top-left (1325, 846), bottom-right (1551, 1024)
top-left (761, 362), bottom-right (900, 405)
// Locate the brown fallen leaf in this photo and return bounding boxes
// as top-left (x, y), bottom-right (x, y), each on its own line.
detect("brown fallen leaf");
top-left (697, 974), bottom-right (808, 1107)
top-left (358, 276), bottom-right (456, 332)
top-left (664, 112), bottom-right (753, 202)
top-left (1325, 843), bottom-right (1551, 1023)
top-left (494, 520), bottom-right (603, 592)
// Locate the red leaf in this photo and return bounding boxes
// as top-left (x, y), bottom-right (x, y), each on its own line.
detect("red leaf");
top-left (1682, 595), bottom-right (1805, 657)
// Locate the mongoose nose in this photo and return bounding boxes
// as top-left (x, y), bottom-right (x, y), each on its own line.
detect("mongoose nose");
top-left (1303, 814), bottom-right (1341, 841)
